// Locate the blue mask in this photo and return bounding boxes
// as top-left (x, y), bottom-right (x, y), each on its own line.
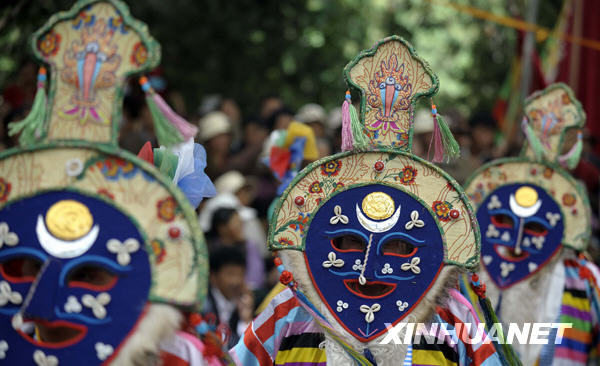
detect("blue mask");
top-left (477, 183), bottom-right (564, 288)
top-left (0, 191), bottom-right (151, 364)
top-left (304, 184), bottom-right (444, 341)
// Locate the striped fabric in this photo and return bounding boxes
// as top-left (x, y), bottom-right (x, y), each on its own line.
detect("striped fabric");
top-left (541, 259), bottom-right (600, 365)
top-left (230, 287), bottom-right (503, 365)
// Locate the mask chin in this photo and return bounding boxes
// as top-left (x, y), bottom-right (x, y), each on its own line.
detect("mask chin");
top-left (280, 249), bottom-right (460, 347)
top-left (108, 303), bottom-right (182, 366)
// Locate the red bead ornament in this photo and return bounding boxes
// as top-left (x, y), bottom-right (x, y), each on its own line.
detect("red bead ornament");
top-left (168, 226), bottom-right (181, 238)
top-left (280, 270), bottom-right (294, 285)
top-left (572, 208), bottom-right (577, 215)
top-left (374, 161), bottom-right (385, 172)
top-left (274, 257), bottom-right (282, 266)
top-left (294, 196), bottom-right (305, 207)
top-left (449, 209), bottom-right (460, 219)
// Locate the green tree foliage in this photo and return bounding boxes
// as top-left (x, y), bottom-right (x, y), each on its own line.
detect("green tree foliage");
top-left (0, 0), bottom-right (561, 117)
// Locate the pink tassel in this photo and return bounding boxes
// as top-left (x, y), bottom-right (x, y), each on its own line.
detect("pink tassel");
top-left (151, 93), bottom-right (198, 140)
top-left (427, 105), bottom-right (444, 163)
top-left (341, 91), bottom-right (354, 151)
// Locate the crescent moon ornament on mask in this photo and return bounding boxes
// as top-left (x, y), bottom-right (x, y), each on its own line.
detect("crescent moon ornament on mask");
top-left (356, 204), bottom-right (401, 233)
top-left (509, 190), bottom-right (542, 218)
top-left (36, 215), bottom-right (100, 258)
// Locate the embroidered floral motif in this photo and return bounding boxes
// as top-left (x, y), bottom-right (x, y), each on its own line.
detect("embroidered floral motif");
top-left (97, 158), bottom-right (138, 180)
top-left (332, 182), bottom-right (345, 193)
top-left (321, 160), bottom-right (342, 177)
top-left (546, 212), bottom-right (561, 227)
top-left (71, 8), bottom-right (95, 29)
top-left (0, 178), bottom-right (11, 203)
top-left (131, 42), bottom-right (147, 66)
top-left (151, 239), bottom-right (166, 264)
top-left (381, 263), bottom-right (393, 274)
top-left (562, 193), bottom-right (576, 207)
top-left (157, 197), bottom-right (177, 222)
top-left (308, 181), bottom-right (323, 194)
top-left (487, 195), bottom-right (501, 210)
top-left (396, 166), bottom-right (417, 185)
top-left (500, 262), bottom-right (515, 278)
top-left (289, 213), bottom-right (310, 235)
top-left (277, 237), bottom-right (294, 247)
top-left (95, 342), bottom-right (114, 361)
top-left (432, 200), bottom-right (452, 222)
top-left (543, 167), bottom-right (554, 179)
top-left (106, 238), bottom-right (140, 266)
top-left (37, 31), bottom-right (61, 57)
top-left (486, 224), bottom-right (500, 238)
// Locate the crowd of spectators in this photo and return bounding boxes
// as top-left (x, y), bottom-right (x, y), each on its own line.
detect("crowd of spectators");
top-left (2, 62), bottom-right (599, 346)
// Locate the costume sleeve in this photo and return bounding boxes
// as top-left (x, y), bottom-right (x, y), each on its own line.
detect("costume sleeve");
top-left (583, 260), bottom-right (600, 363)
top-left (229, 288), bottom-right (306, 366)
top-left (437, 289), bottom-right (504, 366)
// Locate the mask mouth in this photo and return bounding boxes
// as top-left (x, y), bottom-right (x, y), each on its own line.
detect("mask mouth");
top-left (18, 317), bottom-right (88, 348)
top-left (493, 244), bottom-right (530, 262)
top-left (343, 279), bottom-right (396, 298)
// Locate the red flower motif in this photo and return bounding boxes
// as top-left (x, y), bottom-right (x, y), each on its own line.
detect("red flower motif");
top-left (0, 178), bottom-right (11, 202)
top-left (38, 31), bottom-right (61, 57)
top-left (321, 160), bottom-right (342, 177)
top-left (332, 182), bottom-right (345, 193)
top-left (151, 239), bottom-right (166, 264)
top-left (432, 200), bottom-right (453, 222)
top-left (131, 42), bottom-right (148, 67)
top-left (277, 237), bottom-right (294, 246)
top-left (280, 270), bottom-right (294, 285)
top-left (157, 197), bottom-right (177, 222)
top-left (308, 181), bottom-right (323, 194)
top-left (562, 193), bottom-right (576, 207)
top-left (398, 165), bottom-right (417, 185)
top-left (543, 167), bottom-right (554, 179)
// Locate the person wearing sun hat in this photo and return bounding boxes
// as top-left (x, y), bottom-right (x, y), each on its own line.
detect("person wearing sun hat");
top-left (230, 36), bottom-right (509, 366)
top-left (462, 83), bottom-right (600, 366)
top-left (0, 1), bottom-right (227, 365)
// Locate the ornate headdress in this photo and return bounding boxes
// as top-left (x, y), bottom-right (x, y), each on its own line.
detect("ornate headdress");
top-left (465, 83), bottom-right (590, 289)
top-left (0, 1), bottom-right (211, 364)
top-left (269, 36), bottom-right (479, 347)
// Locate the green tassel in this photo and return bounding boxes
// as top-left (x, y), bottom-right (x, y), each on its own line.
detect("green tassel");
top-left (153, 147), bottom-right (178, 180)
top-left (145, 94), bottom-right (184, 147)
top-left (349, 103), bottom-right (369, 150)
top-left (522, 118), bottom-right (545, 161)
top-left (559, 131), bottom-right (583, 170)
top-left (436, 114), bottom-right (461, 160)
top-left (8, 68), bottom-right (47, 146)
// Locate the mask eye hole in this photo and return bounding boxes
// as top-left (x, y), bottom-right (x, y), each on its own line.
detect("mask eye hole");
top-left (331, 235), bottom-right (365, 252)
top-left (67, 265), bottom-right (117, 291)
top-left (382, 239), bottom-right (417, 257)
top-left (491, 214), bottom-right (514, 229)
top-left (0, 257), bottom-right (42, 283)
top-left (524, 222), bottom-right (548, 236)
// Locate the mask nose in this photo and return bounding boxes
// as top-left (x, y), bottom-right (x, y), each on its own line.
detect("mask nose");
top-left (358, 233), bottom-right (376, 284)
top-left (21, 258), bottom-right (61, 321)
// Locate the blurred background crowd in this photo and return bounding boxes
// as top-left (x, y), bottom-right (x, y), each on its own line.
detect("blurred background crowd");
top-left (1, 0), bottom-right (600, 347)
